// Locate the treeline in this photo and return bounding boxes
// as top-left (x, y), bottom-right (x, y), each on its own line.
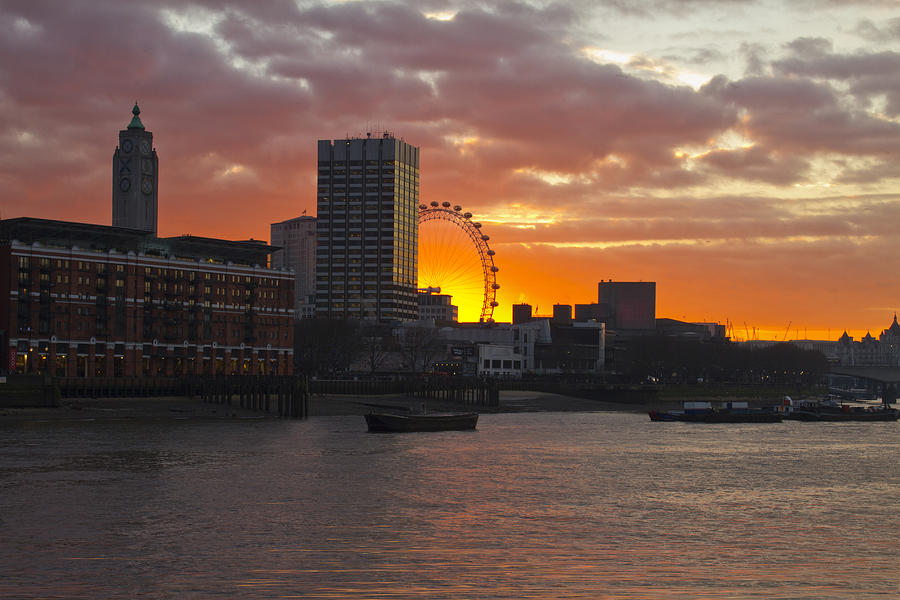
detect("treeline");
top-left (294, 319), bottom-right (443, 377)
top-left (617, 337), bottom-right (829, 386)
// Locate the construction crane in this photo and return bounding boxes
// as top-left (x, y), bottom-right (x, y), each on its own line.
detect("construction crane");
top-left (782, 321), bottom-right (792, 342)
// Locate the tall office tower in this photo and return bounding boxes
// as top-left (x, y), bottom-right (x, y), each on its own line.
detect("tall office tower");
top-left (112, 103), bottom-right (158, 234)
top-left (271, 215), bottom-right (318, 319)
top-left (315, 134), bottom-right (419, 321)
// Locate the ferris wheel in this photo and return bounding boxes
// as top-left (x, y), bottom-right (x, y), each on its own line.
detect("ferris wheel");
top-left (418, 201), bottom-right (499, 322)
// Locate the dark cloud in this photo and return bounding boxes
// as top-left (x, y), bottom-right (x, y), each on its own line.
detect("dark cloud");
top-left (773, 45), bottom-right (900, 117)
top-left (696, 146), bottom-right (810, 185)
top-left (854, 17), bottom-right (900, 42)
top-left (704, 73), bottom-right (900, 161)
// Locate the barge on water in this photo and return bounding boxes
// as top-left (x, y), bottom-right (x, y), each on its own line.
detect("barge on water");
top-left (782, 397), bottom-right (899, 422)
top-left (649, 401), bottom-right (783, 423)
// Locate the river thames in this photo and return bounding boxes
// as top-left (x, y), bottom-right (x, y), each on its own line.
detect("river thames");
top-left (1, 410), bottom-right (898, 598)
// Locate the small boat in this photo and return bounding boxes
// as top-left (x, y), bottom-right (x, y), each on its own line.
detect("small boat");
top-left (365, 411), bottom-right (479, 433)
top-left (649, 401), bottom-right (782, 423)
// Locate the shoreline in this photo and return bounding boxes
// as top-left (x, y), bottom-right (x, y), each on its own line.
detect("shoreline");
top-left (0, 389), bottom-right (806, 423)
top-left (0, 390), bottom-right (650, 423)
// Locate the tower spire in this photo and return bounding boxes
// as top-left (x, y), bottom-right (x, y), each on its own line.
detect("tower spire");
top-left (128, 102), bottom-right (144, 130)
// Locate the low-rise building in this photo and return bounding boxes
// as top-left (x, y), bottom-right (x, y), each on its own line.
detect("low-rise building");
top-left (417, 292), bottom-right (458, 322)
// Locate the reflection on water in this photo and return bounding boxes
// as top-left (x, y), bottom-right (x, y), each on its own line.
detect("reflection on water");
top-left (1, 414), bottom-right (898, 598)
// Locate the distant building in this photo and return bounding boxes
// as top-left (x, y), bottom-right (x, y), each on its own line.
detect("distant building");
top-left (315, 134), bottom-right (419, 322)
top-left (399, 318), bottom-right (604, 376)
top-left (417, 292), bottom-right (458, 322)
top-left (533, 322), bottom-right (605, 373)
top-left (574, 303), bottom-right (599, 322)
top-left (835, 315), bottom-right (900, 366)
top-left (271, 215), bottom-right (317, 319)
top-left (2, 106), bottom-right (293, 377)
top-left (512, 303), bottom-right (533, 324)
top-left (656, 318), bottom-right (727, 341)
top-left (112, 103), bottom-right (159, 235)
top-left (596, 280), bottom-right (655, 331)
top-left (552, 304), bottom-right (573, 324)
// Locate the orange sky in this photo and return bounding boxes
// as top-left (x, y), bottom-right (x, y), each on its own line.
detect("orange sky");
top-left (3, 1), bottom-right (900, 341)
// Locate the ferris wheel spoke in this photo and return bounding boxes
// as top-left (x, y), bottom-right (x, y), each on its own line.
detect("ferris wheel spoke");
top-left (418, 204), bottom-right (499, 322)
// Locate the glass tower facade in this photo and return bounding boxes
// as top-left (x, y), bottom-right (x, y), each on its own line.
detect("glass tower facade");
top-left (315, 135), bottom-right (419, 322)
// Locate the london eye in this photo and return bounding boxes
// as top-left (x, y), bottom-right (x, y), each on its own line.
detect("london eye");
top-left (418, 202), bottom-right (499, 322)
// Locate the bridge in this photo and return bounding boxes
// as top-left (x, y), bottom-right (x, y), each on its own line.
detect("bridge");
top-left (829, 366), bottom-right (900, 404)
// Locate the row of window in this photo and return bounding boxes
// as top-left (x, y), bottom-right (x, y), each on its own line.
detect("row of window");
top-left (484, 359), bottom-right (522, 370)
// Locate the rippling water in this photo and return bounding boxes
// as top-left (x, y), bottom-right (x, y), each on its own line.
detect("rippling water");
top-left (1, 412), bottom-right (898, 599)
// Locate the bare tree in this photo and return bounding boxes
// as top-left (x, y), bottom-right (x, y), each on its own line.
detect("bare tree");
top-left (360, 322), bottom-right (391, 373)
top-left (399, 325), bottom-right (443, 373)
top-left (294, 318), bottom-right (362, 376)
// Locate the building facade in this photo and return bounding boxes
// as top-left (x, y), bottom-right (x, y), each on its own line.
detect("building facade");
top-left (1, 105), bottom-right (294, 377)
top-left (2, 220), bottom-right (294, 377)
top-left (417, 292), bottom-right (458, 322)
top-left (834, 315), bottom-right (900, 366)
top-left (315, 134), bottom-right (419, 322)
top-left (271, 215), bottom-right (317, 319)
top-left (112, 104), bottom-right (158, 234)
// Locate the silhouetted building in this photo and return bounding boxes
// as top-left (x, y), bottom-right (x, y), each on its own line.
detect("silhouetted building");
top-left (534, 322), bottom-right (605, 373)
top-left (656, 318), bottom-right (726, 341)
top-left (417, 292), bottom-right (458, 322)
top-left (512, 303), bottom-right (533, 324)
top-left (574, 303), bottom-right (600, 322)
top-left (835, 314), bottom-right (900, 366)
top-left (315, 134), bottom-right (419, 321)
top-left (596, 280), bottom-right (655, 330)
top-left (112, 104), bottom-right (158, 234)
top-left (552, 304), bottom-right (572, 324)
top-left (271, 215), bottom-right (317, 319)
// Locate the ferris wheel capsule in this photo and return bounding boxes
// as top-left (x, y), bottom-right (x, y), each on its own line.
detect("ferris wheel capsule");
top-left (442, 201), bottom-right (451, 208)
top-left (453, 205), bottom-right (462, 211)
top-left (430, 201), bottom-right (439, 207)
top-left (491, 266), bottom-right (499, 272)
top-left (419, 204), bottom-right (427, 210)
top-left (481, 235), bottom-right (489, 241)
top-left (487, 250), bottom-right (495, 256)
top-left (492, 283), bottom-right (500, 290)
top-left (472, 222), bottom-right (481, 228)
top-left (463, 212), bottom-right (472, 219)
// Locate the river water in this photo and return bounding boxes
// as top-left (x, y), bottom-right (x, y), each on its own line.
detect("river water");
top-left (1, 411), bottom-right (898, 599)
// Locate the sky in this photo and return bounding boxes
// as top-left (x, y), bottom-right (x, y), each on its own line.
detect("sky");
top-left (2, 0), bottom-right (899, 340)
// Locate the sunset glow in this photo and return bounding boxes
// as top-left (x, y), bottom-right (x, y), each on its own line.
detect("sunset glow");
top-left (2, 1), bottom-right (899, 340)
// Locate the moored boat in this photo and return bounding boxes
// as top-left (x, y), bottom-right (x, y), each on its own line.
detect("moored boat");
top-left (783, 397), bottom-right (899, 422)
top-left (649, 401), bottom-right (782, 423)
top-left (365, 411), bottom-right (479, 433)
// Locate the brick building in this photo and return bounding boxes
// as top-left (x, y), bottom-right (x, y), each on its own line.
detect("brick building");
top-left (2, 219), bottom-right (294, 377)
top-left (1, 106), bottom-right (294, 377)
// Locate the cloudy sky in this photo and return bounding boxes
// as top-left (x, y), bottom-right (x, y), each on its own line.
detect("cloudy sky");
top-left (2, 0), bottom-right (899, 338)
